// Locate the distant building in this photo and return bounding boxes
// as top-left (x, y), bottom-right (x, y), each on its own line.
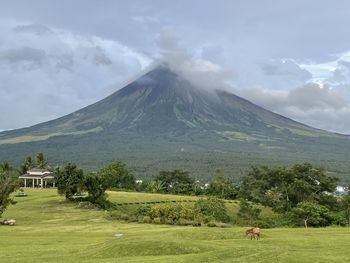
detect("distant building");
top-left (335, 185), bottom-right (347, 196)
top-left (19, 168), bottom-right (55, 188)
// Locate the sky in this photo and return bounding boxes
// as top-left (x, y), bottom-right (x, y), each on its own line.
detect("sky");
top-left (1, 0), bottom-right (350, 133)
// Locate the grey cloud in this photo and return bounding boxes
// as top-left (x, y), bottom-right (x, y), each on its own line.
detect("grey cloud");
top-left (259, 60), bottom-right (312, 81)
top-left (93, 46), bottom-right (112, 66)
top-left (288, 83), bottom-right (347, 110)
top-left (237, 82), bottom-right (350, 133)
top-left (330, 60), bottom-right (350, 86)
top-left (0, 22), bottom-right (151, 130)
top-left (13, 24), bottom-right (53, 35)
top-left (0, 47), bottom-right (46, 63)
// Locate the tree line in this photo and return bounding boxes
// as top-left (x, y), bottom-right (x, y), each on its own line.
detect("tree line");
top-left (1, 153), bottom-right (350, 228)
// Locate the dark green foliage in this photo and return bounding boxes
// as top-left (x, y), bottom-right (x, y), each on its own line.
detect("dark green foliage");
top-left (341, 185), bottom-right (350, 226)
top-left (290, 201), bottom-right (333, 228)
top-left (99, 161), bottom-right (135, 190)
top-left (0, 163), bottom-right (19, 218)
top-left (207, 175), bottom-right (238, 199)
top-left (194, 197), bottom-right (230, 223)
top-left (237, 199), bottom-right (261, 224)
top-left (84, 173), bottom-right (107, 202)
top-left (20, 156), bottom-right (34, 174)
top-left (54, 163), bottom-right (85, 200)
top-left (155, 170), bottom-right (194, 194)
top-left (136, 205), bottom-right (152, 216)
top-left (36, 153), bottom-right (48, 169)
top-left (149, 203), bottom-right (195, 224)
top-left (239, 163), bottom-right (339, 212)
top-left (145, 180), bottom-right (164, 193)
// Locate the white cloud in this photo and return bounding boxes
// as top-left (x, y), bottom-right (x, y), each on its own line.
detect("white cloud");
top-left (237, 82), bottom-right (350, 134)
top-left (0, 21), bottom-right (152, 130)
top-left (155, 30), bottom-right (233, 90)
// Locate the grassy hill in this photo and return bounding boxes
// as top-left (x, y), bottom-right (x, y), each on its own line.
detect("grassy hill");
top-left (1, 189), bottom-right (350, 262)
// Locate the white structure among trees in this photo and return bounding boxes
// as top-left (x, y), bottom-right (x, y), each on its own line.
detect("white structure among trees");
top-left (19, 168), bottom-right (54, 188)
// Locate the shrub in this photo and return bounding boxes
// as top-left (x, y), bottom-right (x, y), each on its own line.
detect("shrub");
top-left (194, 197), bottom-right (230, 223)
top-left (153, 217), bottom-right (162, 224)
top-left (120, 214), bottom-right (130, 221)
top-left (138, 216), bottom-right (144, 223)
top-left (178, 218), bottom-right (193, 226)
top-left (207, 221), bottom-right (217, 227)
top-left (107, 210), bottom-right (124, 220)
top-left (143, 216), bottom-right (151, 223)
top-left (165, 218), bottom-right (174, 225)
top-left (192, 216), bottom-right (203, 227)
top-left (150, 203), bottom-right (195, 223)
top-left (137, 205), bottom-right (152, 216)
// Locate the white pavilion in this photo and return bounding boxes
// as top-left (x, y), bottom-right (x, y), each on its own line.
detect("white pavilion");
top-left (19, 168), bottom-right (55, 188)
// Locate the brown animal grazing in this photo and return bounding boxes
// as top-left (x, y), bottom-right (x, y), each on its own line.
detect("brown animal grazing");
top-left (245, 227), bottom-right (260, 240)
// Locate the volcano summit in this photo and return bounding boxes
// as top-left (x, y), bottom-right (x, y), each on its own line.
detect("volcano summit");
top-left (1, 66), bottom-right (349, 180)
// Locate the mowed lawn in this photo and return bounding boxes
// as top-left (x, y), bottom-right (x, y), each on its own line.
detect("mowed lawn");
top-left (1, 189), bottom-right (349, 263)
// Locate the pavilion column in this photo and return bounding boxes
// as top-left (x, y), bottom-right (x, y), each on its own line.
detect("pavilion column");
top-left (32, 178), bottom-right (35, 188)
top-left (41, 178), bottom-right (43, 188)
top-left (24, 178), bottom-right (27, 188)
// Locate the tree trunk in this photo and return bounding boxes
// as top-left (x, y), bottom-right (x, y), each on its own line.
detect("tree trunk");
top-left (304, 217), bottom-right (308, 228)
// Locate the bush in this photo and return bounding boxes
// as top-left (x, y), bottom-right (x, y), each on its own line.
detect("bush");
top-left (143, 216), bottom-right (152, 223)
top-left (89, 197), bottom-right (115, 210)
top-left (137, 205), bottom-right (152, 216)
top-left (107, 210), bottom-right (124, 220)
top-left (165, 218), bottom-right (174, 225)
top-left (194, 197), bottom-right (230, 223)
top-left (192, 217), bottom-right (203, 227)
top-left (153, 217), bottom-right (162, 224)
top-left (150, 203), bottom-right (195, 223)
top-left (207, 221), bottom-right (217, 227)
top-left (120, 214), bottom-right (130, 221)
top-left (178, 218), bottom-right (193, 226)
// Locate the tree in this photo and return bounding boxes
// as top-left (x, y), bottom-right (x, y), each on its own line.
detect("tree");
top-left (194, 197), bottom-right (230, 222)
top-left (239, 163), bottom-right (338, 212)
top-left (84, 173), bottom-right (108, 202)
top-left (341, 185), bottom-right (350, 227)
top-left (145, 180), bottom-right (164, 193)
top-left (54, 163), bottom-right (85, 200)
top-left (237, 199), bottom-right (261, 225)
top-left (156, 170), bottom-right (194, 194)
top-left (99, 161), bottom-right (135, 189)
top-left (0, 163), bottom-right (19, 218)
top-left (291, 201), bottom-right (331, 228)
top-left (20, 156), bottom-right (34, 174)
top-left (36, 153), bottom-right (48, 169)
top-left (207, 175), bottom-right (238, 199)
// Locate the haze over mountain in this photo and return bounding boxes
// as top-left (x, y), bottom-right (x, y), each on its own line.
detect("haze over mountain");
top-left (1, 66), bottom-right (350, 181)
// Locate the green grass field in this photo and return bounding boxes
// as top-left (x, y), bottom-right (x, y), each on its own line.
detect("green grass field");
top-left (1, 189), bottom-right (350, 263)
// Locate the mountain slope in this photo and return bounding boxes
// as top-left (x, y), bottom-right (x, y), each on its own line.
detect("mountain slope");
top-left (0, 66), bottom-right (350, 181)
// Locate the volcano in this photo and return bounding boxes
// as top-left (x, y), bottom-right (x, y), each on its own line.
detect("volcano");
top-left (1, 66), bottom-right (349, 180)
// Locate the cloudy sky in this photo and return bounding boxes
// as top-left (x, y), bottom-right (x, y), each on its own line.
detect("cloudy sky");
top-left (1, 0), bottom-right (350, 133)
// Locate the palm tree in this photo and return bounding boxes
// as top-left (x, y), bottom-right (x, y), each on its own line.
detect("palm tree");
top-left (0, 162), bottom-right (12, 172)
top-left (20, 156), bottom-right (34, 174)
top-left (146, 180), bottom-right (164, 193)
top-left (36, 153), bottom-right (48, 169)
